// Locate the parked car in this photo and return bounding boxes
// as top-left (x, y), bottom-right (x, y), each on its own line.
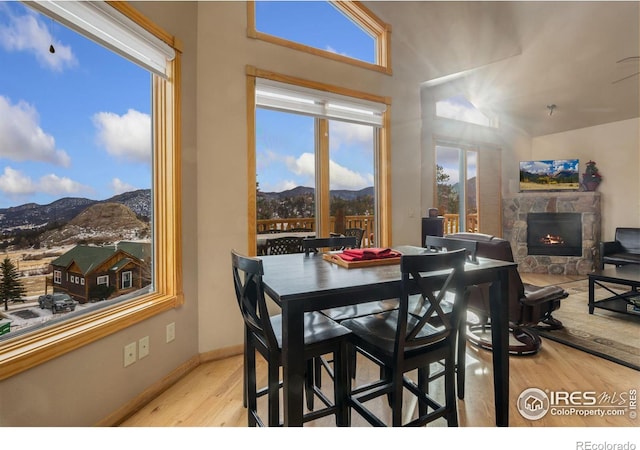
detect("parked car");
top-left (38, 293), bottom-right (77, 313)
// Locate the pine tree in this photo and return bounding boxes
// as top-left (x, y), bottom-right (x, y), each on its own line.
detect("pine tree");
top-left (0, 257), bottom-right (26, 311)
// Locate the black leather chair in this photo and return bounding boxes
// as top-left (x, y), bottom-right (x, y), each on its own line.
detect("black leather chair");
top-left (600, 227), bottom-right (640, 269)
top-left (341, 249), bottom-right (468, 426)
top-left (445, 233), bottom-right (568, 357)
top-left (231, 250), bottom-right (351, 426)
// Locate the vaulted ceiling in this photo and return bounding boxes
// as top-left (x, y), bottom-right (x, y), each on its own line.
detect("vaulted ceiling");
top-left (366, 1), bottom-right (639, 137)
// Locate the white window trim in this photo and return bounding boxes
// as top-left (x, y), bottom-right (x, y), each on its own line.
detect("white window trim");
top-left (97, 276), bottom-right (109, 286)
top-left (53, 270), bottom-right (61, 284)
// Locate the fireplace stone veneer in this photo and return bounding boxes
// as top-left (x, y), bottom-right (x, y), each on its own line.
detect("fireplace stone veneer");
top-left (502, 192), bottom-right (601, 275)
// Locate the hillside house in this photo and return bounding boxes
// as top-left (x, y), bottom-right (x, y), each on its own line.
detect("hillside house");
top-left (49, 242), bottom-right (152, 304)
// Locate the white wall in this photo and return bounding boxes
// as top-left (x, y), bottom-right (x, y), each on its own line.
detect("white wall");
top-left (531, 118), bottom-right (640, 240)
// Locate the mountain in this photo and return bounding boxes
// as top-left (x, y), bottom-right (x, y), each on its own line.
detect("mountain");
top-left (39, 202), bottom-right (150, 246)
top-left (0, 189), bottom-right (151, 232)
top-left (258, 186), bottom-right (374, 201)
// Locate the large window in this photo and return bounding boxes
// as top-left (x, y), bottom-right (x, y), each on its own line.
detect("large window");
top-left (248, 1), bottom-right (391, 74)
top-left (0, 2), bottom-right (182, 380)
top-left (248, 67), bottom-right (391, 255)
top-left (436, 94), bottom-right (498, 128)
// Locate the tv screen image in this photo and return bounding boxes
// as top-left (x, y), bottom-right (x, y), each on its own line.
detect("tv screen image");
top-left (519, 159), bottom-right (580, 192)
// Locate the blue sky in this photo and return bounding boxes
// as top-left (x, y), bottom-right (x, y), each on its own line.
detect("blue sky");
top-left (255, 1), bottom-right (377, 194)
top-left (0, 1), bottom-right (483, 208)
top-left (0, 1), bottom-right (151, 209)
top-left (520, 159), bottom-right (579, 176)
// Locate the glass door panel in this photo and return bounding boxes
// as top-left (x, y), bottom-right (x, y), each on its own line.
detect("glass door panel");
top-left (435, 144), bottom-right (478, 234)
top-left (255, 109), bottom-right (315, 254)
top-left (328, 121), bottom-right (376, 247)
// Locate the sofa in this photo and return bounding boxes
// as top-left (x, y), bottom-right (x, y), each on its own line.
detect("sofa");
top-left (600, 227), bottom-right (640, 269)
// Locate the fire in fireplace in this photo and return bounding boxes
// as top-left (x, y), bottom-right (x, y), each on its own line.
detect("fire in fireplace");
top-left (527, 212), bottom-right (582, 256)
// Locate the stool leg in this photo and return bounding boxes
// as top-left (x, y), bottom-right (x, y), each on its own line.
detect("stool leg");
top-left (267, 353), bottom-right (280, 426)
top-left (457, 320), bottom-right (467, 400)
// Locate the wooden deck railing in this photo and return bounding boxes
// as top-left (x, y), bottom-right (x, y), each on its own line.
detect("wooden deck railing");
top-left (257, 212), bottom-right (476, 245)
top-left (442, 213), bottom-right (478, 234)
top-left (257, 215), bottom-right (376, 247)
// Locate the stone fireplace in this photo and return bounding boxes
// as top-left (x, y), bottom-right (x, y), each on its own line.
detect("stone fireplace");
top-left (503, 192), bottom-right (601, 275)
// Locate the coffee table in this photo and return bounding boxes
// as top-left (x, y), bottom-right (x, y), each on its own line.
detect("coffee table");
top-left (588, 265), bottom-right (640, 316)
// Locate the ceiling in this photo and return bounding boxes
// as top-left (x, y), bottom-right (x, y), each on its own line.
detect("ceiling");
top-left (365, 1), bottom-right (640, 137)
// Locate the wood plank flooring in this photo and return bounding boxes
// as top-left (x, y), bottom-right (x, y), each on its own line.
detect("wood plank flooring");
top-left (120, 274), bottom-right (640, 428)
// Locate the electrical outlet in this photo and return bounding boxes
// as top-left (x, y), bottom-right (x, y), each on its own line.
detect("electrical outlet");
top-left (139, 336), bottom-right (150, 359)
top-left (124, 342), bottom-right (137, 367)
top-left (166, 322), bottom-right (175, 343)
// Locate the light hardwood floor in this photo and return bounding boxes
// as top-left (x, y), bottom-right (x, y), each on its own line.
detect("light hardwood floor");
top-left (120, 275), bottom-right (640, 428)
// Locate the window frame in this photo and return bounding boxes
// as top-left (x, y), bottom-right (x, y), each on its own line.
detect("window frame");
top-left (0, 2), bottom-right (183, 381)
top-left (97, 275), bottom-right (109, 286)
top-left (247, 1), bottom-right (392, 75)
top-left (53, 270), bottom-right (61, 284)
top-left (246, 66), bottom-right (392, 255)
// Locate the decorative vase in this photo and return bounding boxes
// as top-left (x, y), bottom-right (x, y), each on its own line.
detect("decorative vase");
top-left (583, 180), bottom-right (600, 192)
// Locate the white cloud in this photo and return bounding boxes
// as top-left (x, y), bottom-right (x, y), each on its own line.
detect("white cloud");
top-left (442, 167), bottom-right (460, 184)
top-left (284, 152), bottom-right (371, 191)
top-left (330, 121), bottom-right (373, 151)
top-left (93, 109), bottom-right (151, 164)
top-left (285, 152), bottom-right (315, 178)
top-left (110, 178), bottom-right (136, 195)
top-left (261, 179), bottom-right (298, 193)
top-left (329, 160), bottom-right (371, 190)
top-left (0, 96), bottom-right (71, 167)
top-left (0, 9), bottom-right (76, 72)
top-left (38, 173), bottom-right (91, 196)
top-left (325, 45), bottom-right (350, 58)
top-left (521, 160), bottom-right (552, 175)
top-left (0, 167), bottom-right (91, 199)
top-left (0, 166), bottom-right (35, 195)
top-left (256, 149), bottom-right (280, 172)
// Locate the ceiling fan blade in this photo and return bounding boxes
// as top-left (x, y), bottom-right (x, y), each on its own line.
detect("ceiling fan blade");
top-left (612, 71), bottom-right (640, 84)
top-left (616, 56), bottom-right (640, 64)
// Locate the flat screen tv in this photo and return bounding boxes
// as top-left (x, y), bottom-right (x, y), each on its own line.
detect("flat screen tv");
top-left (519, 159), bottom-right (580, 192)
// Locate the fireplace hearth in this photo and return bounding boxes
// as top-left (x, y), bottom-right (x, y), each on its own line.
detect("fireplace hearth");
top-left (527, 212), bottom-right (582, 256)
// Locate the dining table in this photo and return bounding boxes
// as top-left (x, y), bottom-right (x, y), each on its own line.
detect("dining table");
top-left (259, 244), bottom-right (516, 427)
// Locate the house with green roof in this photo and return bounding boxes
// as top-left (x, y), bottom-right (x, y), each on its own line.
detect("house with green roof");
top-left (49, 241), bottom-right (151, 304)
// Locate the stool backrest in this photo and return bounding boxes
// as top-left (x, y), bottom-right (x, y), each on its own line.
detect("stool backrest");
top-left (231, 250), bottom-right (277, 351)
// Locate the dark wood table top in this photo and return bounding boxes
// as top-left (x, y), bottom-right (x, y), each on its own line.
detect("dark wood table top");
top-left (261, 245), bottom-right (516, 307)
top-left (589, 265), bottom-right (640, 284)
